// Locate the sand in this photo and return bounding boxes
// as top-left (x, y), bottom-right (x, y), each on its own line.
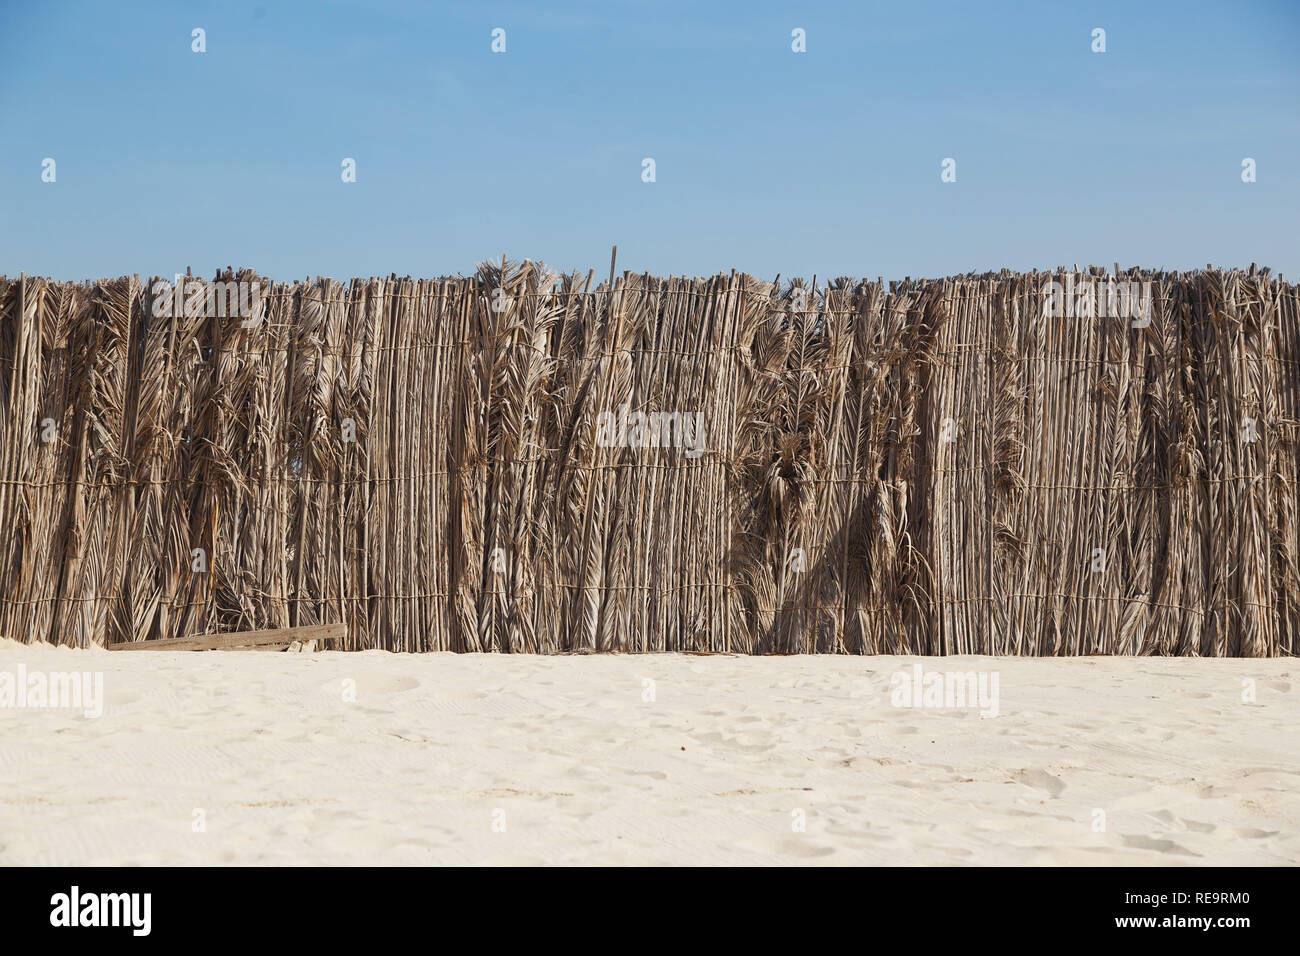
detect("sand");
top-left (1, 640), bottom-right (1296, 865)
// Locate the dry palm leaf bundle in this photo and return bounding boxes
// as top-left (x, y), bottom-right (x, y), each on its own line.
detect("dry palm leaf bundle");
top-left (0, 263), bottom-right (1294, 656)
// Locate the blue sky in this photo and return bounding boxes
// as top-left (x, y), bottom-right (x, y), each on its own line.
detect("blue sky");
top-left (1, 0), bottom-right (1296, 281)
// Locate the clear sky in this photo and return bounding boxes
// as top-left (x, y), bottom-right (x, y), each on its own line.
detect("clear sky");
top-left (1, 0), bottom-right (1296, 281)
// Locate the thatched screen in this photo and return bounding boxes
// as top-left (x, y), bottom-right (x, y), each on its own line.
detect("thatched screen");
top-left (1, 262), bottom-right (1296, 655)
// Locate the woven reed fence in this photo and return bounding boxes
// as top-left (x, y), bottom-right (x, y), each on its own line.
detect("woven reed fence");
top-left (1, 262), bottom-right (1297, 655)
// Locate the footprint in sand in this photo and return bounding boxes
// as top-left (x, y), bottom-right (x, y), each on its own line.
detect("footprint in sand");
top-left (737, 835), bottom-right (836, 859)
top-left (1121, 834), bottom-right (1201, 857)
top-left (104, 689), bottom-right (142, 709)
top-left (618, 769), bottom-right (668, 780)
top-left (1013, 768), bottom-right (1066, 799)
top-left (1152, 809), bottom-right (1217, 834)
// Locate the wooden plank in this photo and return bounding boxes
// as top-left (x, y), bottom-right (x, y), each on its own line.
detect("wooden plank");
top-left (106, 623), bottom-right (346, 652)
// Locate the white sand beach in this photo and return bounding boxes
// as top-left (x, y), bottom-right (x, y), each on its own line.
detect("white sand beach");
top-left (1, 641), bottom-right (1296, 865)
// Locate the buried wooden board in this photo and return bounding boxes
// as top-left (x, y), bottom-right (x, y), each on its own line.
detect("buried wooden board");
top-left (107, 623), bottom-right (346, 652)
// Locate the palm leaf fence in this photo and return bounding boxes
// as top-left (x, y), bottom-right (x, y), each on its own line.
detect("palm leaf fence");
top-left (0, 261), bottom-right (1296, 655)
